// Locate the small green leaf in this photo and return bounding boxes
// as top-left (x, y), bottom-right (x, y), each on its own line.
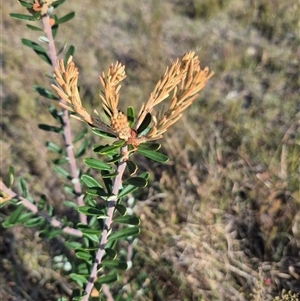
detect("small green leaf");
top-left (70, 273), bottom-right (87, 286)
top-left (52, 158), bottom-right (69, 165)
top-left (113, 139), bottom-right (126, 147)
top-left (17, 212), bottom-right (34, 224)
top-left (35, 51), bottom-right (52, 65)
top-left (63, 200), bottom-right (78, 208)
top-left (38, 36), bottom-right (49, 43)
top-left (8, 165), bottom-right (15, 188)
top-left (107, 153), bottom-right (124, 164)
top-left (140, 171), bottom-right (150, 180)
top-left (123, 176), bottom-right (147, 188)
top-left (92, 129), bottom-right (116, 138)
top-left (24, 216), bottom-right (45, 227)
top-left (39, 229), bottom-right (62, 239)
top-left (54, 166), bottom-right (70, 179)
top-left (2, 220), bottom-right (12, 228)
top-left (77, 206), bottom-right (107, 217)
top-left (65, 241), bottom-right (82, 249)
top-left (26, 24), bottom-right (43, 31)
top-left (84, 196), bottom-right (97, 208)
top-left (137, 113), bottom-right (152, 134)
top-left (7, 205), bottom-right (25, 225)
top-left (51, 23), bottom-right (59, 39)
top-left (114, 215), bottom-right (140, 225)
top-left (21, 39), bottom-right (47, 52)
top-left (88, 215), bottom-right (98, 228)
top-left (75, 251), bottom-right (92, 261)
top-left (126, 160), bottom-right (137, 175)
top-left (137, 148), bottom-right (169, 163)
top-left (138, 142), bottom-right (161, 151)
top-left (101, 260), bottom-right (127, 270)
top-left (37, 195), bottom-right (46, 211)
top-left (75, 138), bottom-right (89, 157)
top-left (115, 204), bottom-right (127, 216)
top-left (96, 273), bottom-right (118, 285)
top-left (102, 171), bottom-right (113, 194)
top-left (77, 263), bottom-right (89, 275)
top-left (2, 212), bottom-right (32, 228)
top-left (93, 144), bottom-right (120, 155)
top-left (57, 44), bottom-right (67, 56)
top-left (46, 204), bottom-right (54, 216)
top-left (18, 1), bottom-right (34, 8)
top-left (77, 225), bottom-right (102, 235)
top-left (56, 12), bottom-right (75, 24)
top-left (21, 38), bottom-right (51, 64)
top-left (18, 177), bottom-right (28, 198)
top-left (38, 124), bottom-right (62, 133)
top-left (108, 226), bottom-right (140, 242)
top-left (64, 45), bottom-right (75, 65)
top-left (52, 0), bottom-right (67, 8)
top-left (73, 127), bottom-right (88, 143)
top-left (45, 141), bottom-right (63, 154)
top-left (33, 85), bottom-right (60, 100)
top-left (101, 172), bottom-right (119, 179)
top-left (10, 13), bottom-right (37, 21)
top-left (84, 158), bottom-right (113, 171)
top-left (118, 185), bottom-right (138, 199)
top-left (86, 187), bottom-right (108, 197)
top-left (49, 106), bottom-right (63, 122)
top-left (81, 174), bottom-right (102, 188)
top-left (75, 246), bottom-right (98, 253)
top-left (82, 233), bottom-right (99, 243)
top-left (104, 248), bottom-right (117, 260)
top-left (127, 107), bottom-right (135, 127)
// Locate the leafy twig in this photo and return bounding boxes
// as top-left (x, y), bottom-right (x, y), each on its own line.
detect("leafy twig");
top-left (82, 145), bottom-right (129, 301)
top-left (40, 3), bottom-right (86, 224)
top-left (0, 180), bottom-right (82, 237)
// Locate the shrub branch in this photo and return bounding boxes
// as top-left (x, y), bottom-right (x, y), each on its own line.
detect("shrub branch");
top-left (82, 145), bottom-right (129, 301)
top-left (0, 180), bottom-right (82, 237)
top-left (40, 3), bottom-right (86, 224)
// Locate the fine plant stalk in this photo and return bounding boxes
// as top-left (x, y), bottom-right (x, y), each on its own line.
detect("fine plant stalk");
top-left (82, 146), bottom-right (128, 300)
top-left (0, 180), bottom-right (82, 237)
top-left (41, 2), bottom-right (86, 225)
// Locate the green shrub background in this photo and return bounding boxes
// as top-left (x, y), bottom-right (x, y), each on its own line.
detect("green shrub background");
top-left (1, 0), bottom-right (299, 300)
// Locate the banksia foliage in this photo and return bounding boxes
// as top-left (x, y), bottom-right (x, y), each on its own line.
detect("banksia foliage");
top-left (52, 51), bottom-right (214, 146)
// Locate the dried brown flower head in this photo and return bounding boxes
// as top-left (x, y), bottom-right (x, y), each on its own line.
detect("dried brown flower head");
top-left (52, 51), bottom-right (214, 146)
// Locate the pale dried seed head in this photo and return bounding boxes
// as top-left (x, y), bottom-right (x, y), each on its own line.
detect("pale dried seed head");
top-left (99, 61), bottom-right (127, 118)
top-left (51, 51), bottom-right (213, 145)
top-left (52, 58), bottom-right (117, 136)
top-left (136, 51), bottom-right (214, 142)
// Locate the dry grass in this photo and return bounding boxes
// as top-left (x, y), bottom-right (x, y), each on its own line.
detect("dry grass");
top-left (1, 0), bottom-right (299, 300)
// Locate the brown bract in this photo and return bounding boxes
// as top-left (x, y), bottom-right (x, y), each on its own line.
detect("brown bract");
top-left (30, 0), bottom-right (55, 21)
top-left (32, 0), bottom-right (53, 12)
top-left (32, 1), bottom-right (42, 12)
top-left (52, 52), bottom-right (214, 146)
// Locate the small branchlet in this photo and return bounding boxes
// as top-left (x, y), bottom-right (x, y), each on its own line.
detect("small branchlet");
top-left (52, 51), bottom-right (214, 146)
